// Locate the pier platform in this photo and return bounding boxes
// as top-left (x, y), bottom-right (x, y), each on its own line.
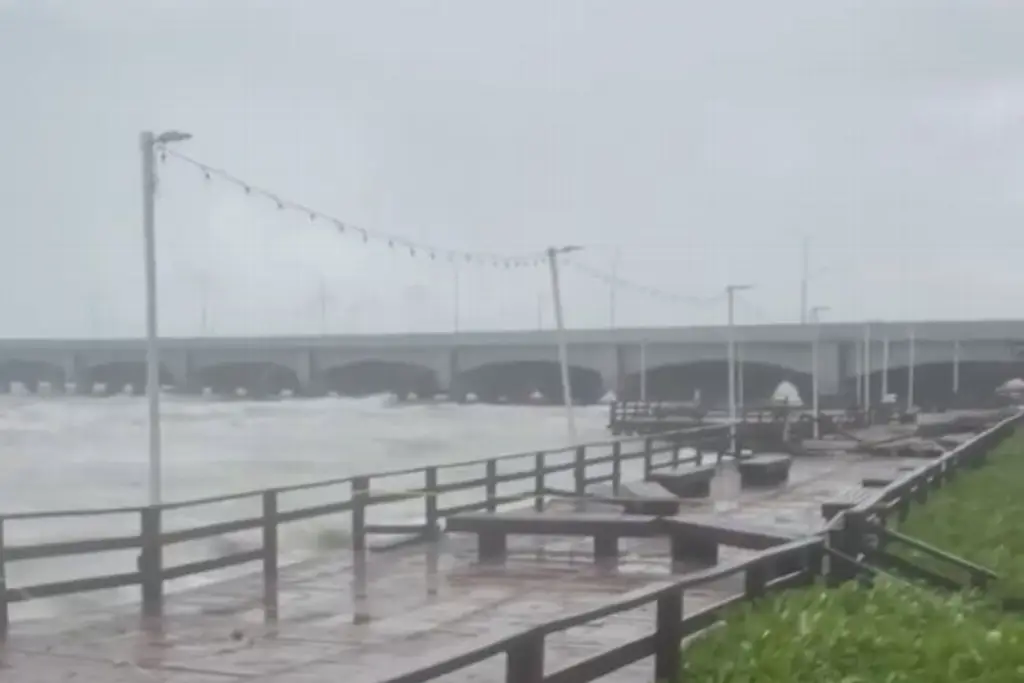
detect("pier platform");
top-left (1, 450), bottom-right (931, 683)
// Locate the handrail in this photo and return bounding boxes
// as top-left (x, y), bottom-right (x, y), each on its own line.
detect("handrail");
top-left (0, 421), bottom-right (732, 634)
top-left (0, 423), bottom-right (732, 521)
top-left (1, 409), bottom-right (1018, 682)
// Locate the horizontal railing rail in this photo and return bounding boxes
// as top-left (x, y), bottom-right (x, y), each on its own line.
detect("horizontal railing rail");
top-left (1, 409), bottom-right (1018, 683)
top-left (0, 422), bottom-right (732, 634)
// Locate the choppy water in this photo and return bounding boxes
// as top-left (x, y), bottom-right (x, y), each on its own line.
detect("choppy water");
top-left (0, 394), bottom-right (614, 621)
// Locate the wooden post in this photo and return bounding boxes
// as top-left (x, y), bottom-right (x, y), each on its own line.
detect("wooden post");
top-left (424, 467), bottom-right (439, 537)
top-left (643, 437), bottom-right (653, 479)
top-left (0, 517), bottom-right (8, 638)
top-left (611, 442), bottom-right (622, 494)
top-left (574, 446), bottom-right (587, 497)
top-left (139, 506), bottom-right (163, 617)
top-left (506, 632), bottom-right (545, 682)
top-left (534, 452), bottom-right (545, 512)
top-left (351, 476), bottom-right (369, 552)
top-left (486, 459), bottom-right (498, 512)
top-left (654, 589), bottom-right (683, 683)
top-left (671, 441), bottom-right (680, 468)
top-left (745, 559), bottom-right (767, 600)
top-left (262, 490), bottom-right (279, 621)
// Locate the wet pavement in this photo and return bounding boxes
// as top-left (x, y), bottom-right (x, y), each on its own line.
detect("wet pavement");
top-left (2, 451), bottom-right (934, 682)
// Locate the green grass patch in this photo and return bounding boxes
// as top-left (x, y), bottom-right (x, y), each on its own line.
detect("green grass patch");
top-left (896, 430), bottom-right (1024, 596)
top-left (683, 580), bottom-right (1024, 682)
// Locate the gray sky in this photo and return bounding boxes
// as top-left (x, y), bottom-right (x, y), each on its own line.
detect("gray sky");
top-left (2, 0), bottom-right (1024, 338)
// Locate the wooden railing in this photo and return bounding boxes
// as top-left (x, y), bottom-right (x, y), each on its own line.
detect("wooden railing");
top-left (377, 411), bottom-right (1023, 683)
top-left (0, 422), bottom-right (731, 635)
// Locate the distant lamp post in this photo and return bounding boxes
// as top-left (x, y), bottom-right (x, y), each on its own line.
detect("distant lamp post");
top-left (726, 284), bottom-right (753, 454)
top-left (141, 129), bottom-right (192, 507)
top-left (547, 245), bottom-right (583, 445)
top-left (809, 306), bottom-right (830, 439)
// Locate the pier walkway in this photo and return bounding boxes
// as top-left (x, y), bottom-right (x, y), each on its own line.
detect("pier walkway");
top-left (3, 442), bottom-right (931, 682)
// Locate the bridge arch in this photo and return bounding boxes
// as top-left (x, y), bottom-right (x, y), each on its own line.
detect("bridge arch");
top-left (0, 360), bottom-right (66, 393)
top-left (622, 360), bottom-right (811, 407)
top-left (320, 360), bottom-right (441, 398)
top-left (84, 362), bottom-right (177, 395)
top-left (849, 360), bottom-right (1024, 408)
top-left (193, 362), bottom-right (302, 398)
top-left (454, 361), bottom-right (605, 405)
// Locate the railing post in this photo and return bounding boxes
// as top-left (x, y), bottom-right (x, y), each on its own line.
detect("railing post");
top-left (424, 467), bottom-right (439, 537)
top-left (0, 517), bottom-right (8, 638)
top-left (671, 441), bottom-right (680, 469)
top-left (574, 446), bottom-right (587, 498)
top-left (506, 631), bottom-right (544, 682)
top-left (654, 589), bottom-right (683, 683)
top-left (745, 558), bottom-right (767, 600)
top-left (352, 476), bottom-right (369, 552)
top-left (534, 452), bottom-right (545, 512)
top-left (486, 459), bottom-right (498, 512)
top-left (643, 437), bottom-right (653, 479)
top-left (611, 442), bottom-right (622, 494)
top-left (262, 490), bottom-right (279, 621)
top-left (139, 506), bottom-right (163, 618)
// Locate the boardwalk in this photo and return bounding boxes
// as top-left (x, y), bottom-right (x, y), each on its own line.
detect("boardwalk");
top-left (2, 449), bottom-right (930, 683)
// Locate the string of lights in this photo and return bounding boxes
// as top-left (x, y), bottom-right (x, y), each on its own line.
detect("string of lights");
top-left (158, 147), bottom-right (549, 268)
top-left (569, 261), bottom-right (726, 308)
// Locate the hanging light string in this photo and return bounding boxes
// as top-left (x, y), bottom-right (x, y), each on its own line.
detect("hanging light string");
top-left (569, 261), bottom-right (726, 308)
top-left (158, 147), bottom-right (548, 268)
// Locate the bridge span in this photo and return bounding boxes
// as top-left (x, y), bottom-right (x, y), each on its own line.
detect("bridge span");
top-left (2, 319), bottom-right (1024, 404)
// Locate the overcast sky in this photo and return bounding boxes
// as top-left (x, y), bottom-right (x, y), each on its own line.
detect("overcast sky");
top-left (2, 0), bottom-right (1023, 338)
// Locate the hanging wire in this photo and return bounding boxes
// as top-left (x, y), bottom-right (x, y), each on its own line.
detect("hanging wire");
top-left (568, 261), bottom-right (726, 308)
top-left (158, 147), bottom-right (549, 268)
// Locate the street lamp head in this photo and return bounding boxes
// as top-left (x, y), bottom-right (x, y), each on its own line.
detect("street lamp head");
top-left (155, 130), bottom-right (193, 145)
top-left (726, 283), bottom-right (754, 293)
top-left (550, 245), bottom-right (583, 255)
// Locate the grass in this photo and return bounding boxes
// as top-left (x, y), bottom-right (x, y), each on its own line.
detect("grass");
top-left (683, 428), bottom-right (1024, 681)
top-left (896, 430), bottom-right (1024, 596)
top-left (683, 579), bottom-right (1024, 682)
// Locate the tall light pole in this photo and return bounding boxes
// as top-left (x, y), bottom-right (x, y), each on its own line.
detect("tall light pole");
top-left (609, 249), bottom-right (621, 329)
top-left (881, 334), bottom-right (890, 401)
top-left (952, 339), bottom-right (960, 398)
top-left (863, 323), bottom-right (872, 416)
top-left (141, 129), bottom-right (192, 507)
top-left (907, 326), bottom-right (917, 412)
top-left (726, 284), bottom-right (753, 454)
top-left (548, 245), bottom-right (583, 445)
top-left (639, 340), bottom-right (648, 403)
top-left (452, 263), bottom-right (461, 335)
top-left (799, 237), bottom-right (809, 324)
top-left (809, 305), bottom-right (830, 439)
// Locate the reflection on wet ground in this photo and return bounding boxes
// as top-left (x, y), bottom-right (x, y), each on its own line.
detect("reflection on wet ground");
top-left (2, 452), bottom-right (931, 682)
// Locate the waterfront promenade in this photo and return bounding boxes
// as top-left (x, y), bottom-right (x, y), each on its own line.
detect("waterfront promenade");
top-left (2, 441), bottom-right (935, 682)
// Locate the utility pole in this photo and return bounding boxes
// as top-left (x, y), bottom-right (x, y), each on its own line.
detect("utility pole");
top-left (140, 129), bottom-right (192, 507)
top-left (609, 249), bottom-right (621, 329)
top-left (548, 246), bottom-right (583, 445)
top-left (452, 264), bottom-right (461, 335)
top-left (863, 323), bottom-right (872, 416)
top-left (809, 305), bottom-right (830, 439)
top-left (726, 284), bottom-right (753, 454)
top-left (907, 327), bottom-right (916, 411)
top-left (881, 335), bottom-right (890, 400)
top-left (800, 237), bottom-right (809, 324)
top-left (639, 340), bottom-right (648, 402)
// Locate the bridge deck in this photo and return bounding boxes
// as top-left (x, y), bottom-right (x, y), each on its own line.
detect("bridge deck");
top-left (2, 452), bottom-right (926, 683)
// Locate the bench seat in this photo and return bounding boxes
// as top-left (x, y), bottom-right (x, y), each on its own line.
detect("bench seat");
top-left (646, 464), bottom-right (717, 498)
top-left (737, 454), bottom-right (793, 488)
top-left (587, 481), bottom-right (683, 516)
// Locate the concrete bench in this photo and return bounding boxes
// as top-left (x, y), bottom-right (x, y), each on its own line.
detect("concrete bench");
top-left (737, 454), bottom-right (793, 488)
top-left (662, 514), bottom-right (796, 565)
top-left (446, 511), bottom-right (796, 566)
top-left (587, 481), bottom-right (683, 516)
top-left (446, 511), bottom-right (669, 562)
top-left (861, 476), bottom-right (894, 488)
top-left (647, 464), bottom-right (717, 498)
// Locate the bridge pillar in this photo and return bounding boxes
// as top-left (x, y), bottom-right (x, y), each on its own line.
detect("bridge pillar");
top-left (61, 353), bottom-right (89, 393)
top-left (296, 350), bottom-right (316, 395)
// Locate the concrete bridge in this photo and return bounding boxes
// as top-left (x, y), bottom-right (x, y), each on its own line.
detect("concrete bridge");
top-left (2, 319), bottom-right (1024, 405)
